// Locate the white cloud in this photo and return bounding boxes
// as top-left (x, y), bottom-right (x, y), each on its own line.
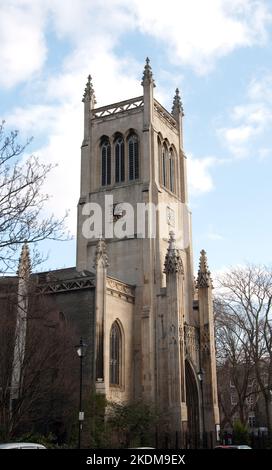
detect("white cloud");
top-left (1, 0), bottom-right (271, 88)
top-left (6, 100), bottom-right (82, 234)
top-left (7, 105), bottom-right (59, 136)
top-left (0, 1), bottom-right (48, 88)
top-left (35, 106), bottom-right (82, 232)
top-left (218, 75), bottom-right (272, 157)
top-left (223, 124), bottom-right (256, 144)
top-left (248, 73), bottom-right (272, 102)
top-left (232, 103), bottom-right (272, 125)
top-left (2, 0), bottom-right (272, 234)
top-left (219, 122), bottom-right (259, 157)
top-left (206, 225), bottom-right (224, 241)
top-left (187, 155), bottom-right (218, 195)
top-left (122, 0), bottom-right (272, 74)
top-left (45, 49), bottom-right (141, 107)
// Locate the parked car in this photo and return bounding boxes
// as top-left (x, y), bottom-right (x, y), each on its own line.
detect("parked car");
top-left (214, 444), bottom-right (251, 449)
top-left (0, 442), bottom-right (46, 449)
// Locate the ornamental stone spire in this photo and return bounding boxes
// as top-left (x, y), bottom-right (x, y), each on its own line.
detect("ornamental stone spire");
top-left (196, 249), bottom-right (213, 288)
top-left (164, 231), bottom-right (184, 275)
top-left (94, 237), bottom-right (109, 268)
top-left (82, 74), bottom-right (97, 105)
top-left (141, 57), bottom-right (155, 87)
top-left (17, 242), bottom-right (31, 279)
top-left (171, 88), bottom-right (184, 117)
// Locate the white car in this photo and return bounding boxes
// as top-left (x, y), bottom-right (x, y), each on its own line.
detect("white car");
top-left (0, 442), bottom-right (46, 449)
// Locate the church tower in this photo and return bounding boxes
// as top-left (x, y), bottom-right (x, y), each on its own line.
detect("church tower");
top-left (76, 59), bottom-right (219, 438)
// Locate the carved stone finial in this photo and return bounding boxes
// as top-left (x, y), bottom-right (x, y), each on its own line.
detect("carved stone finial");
top-left (94, 237), bottom-right (109, 268)
top-left (17, 242), bottom-right (31, 279)
top-left (164, 231), bottom-right (184, 275)
top-left (82, 74), bottom-right (97, 104)
top-left (141, 57), bottom-right (156, 87)
top-left (196, 249), bottom-right (213, 288)
top-left (171, 88), bottom-right (184, 116)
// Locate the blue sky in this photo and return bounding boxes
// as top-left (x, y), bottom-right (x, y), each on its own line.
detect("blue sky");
top-left (1, 0), bottom-right (272, 275)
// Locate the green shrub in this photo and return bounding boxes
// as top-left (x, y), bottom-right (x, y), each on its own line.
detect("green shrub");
top-left (13, 432), bottom-right (67, 448)
top-left (232, 420), bottom-right (250, 445)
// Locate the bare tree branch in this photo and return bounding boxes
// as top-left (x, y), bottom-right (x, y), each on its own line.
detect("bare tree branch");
top-left (0, 121), bottom-right (70, 273)
top-left (215, 264), bottom-right (272, 434)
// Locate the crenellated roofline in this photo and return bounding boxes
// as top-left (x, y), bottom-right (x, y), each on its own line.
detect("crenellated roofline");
top-left (92, 96), bottom-right (144, 119)
top-left (90, 94), bottom-right (178, 133)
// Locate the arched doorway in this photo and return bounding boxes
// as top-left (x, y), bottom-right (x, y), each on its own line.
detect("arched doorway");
top-left (185, 360), bottom-right (200, 439)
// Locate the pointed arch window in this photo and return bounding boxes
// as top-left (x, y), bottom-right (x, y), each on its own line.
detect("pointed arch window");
top-left (128, 134), bottom-right (139, 181)
top-left (101, 138), bottom-right (111, 186)
top-left (162, 146), bottom-right (167, 187)
top-left (169, 149), bottom-right (175, 193)
top-left (115, 136), bottom-right (125, 183)
top-left (110, 321), bottom-right (122, 386)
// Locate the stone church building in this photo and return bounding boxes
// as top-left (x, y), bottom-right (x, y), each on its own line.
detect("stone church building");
top-left (6, 59), bottom-right (220, 439)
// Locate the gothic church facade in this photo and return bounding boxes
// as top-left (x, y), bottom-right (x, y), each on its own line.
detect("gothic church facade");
top-left (6, 59), bottom-right (219, 439)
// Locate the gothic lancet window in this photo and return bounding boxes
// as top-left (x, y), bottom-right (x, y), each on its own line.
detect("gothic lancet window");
top-left (169, 148), bottom-right (175, 193)
top-left (128, 134), bottom-right (139, 181)
top-left (115, 136), bottom-right (125, 183)
top-left (110, 321), bottom-right (122, 386)
top-left (162, 146), bottom-right (167, 187)
top-left (101, 138), bottom-right (111, 186)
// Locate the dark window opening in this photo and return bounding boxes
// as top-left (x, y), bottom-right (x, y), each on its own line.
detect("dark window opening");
top-left (169, 150), bottom-right (175, 193)
top-left (110, 321), bottom-right (122, 386)
top-left (115, 137), bottom-right (125, 183)
top-left (101, 139), bottom-right (111, 186)
top-left (128, 135), bottom-right (139, 181)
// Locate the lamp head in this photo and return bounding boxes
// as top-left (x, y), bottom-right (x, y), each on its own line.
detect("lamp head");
top-left (76, 338), bottom-right (87, 357)
top-left (197, 369), bottom-right (204, 381)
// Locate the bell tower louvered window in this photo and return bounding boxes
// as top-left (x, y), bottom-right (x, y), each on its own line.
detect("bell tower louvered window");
top-left (128, 134), bottom-right (139, 181)
top-left (110, 321), bottom-right (122, 386)
top-left (115, 137), bottom-right (125, 183)
top-left (162, 147), bottom-right (167, 187)
top-left (101, 138), bottom-right (111, 186)
top-left (169, 149), bottom-right (175, 193)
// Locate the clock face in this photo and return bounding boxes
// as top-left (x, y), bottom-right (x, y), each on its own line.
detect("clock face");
top-left (166, 206), bottom-right (175, 227)
top-left (113, 202), bottom-right (124, 220)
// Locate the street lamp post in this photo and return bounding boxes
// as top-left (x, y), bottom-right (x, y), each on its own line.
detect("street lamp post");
top-left (197, 369), bottom-right (206, 446)
top-left (76, 337), bottom-right (86, 449)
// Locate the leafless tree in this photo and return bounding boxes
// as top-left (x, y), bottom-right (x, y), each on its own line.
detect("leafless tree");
top-left (214, 264), bottom-right (272, 435)
top-left (0, 121), bottom-right (68, 272)
top-left (215, 304), bottom-right (253, 427)
top-left (0, 285), bottom-right (78, 441)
